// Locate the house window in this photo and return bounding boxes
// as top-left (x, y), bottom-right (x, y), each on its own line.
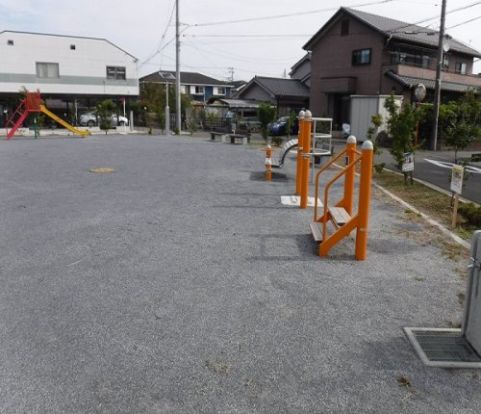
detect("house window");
top-left (341, 19), bottom-right (350, 36)
top-left (36, 62), bottom-right (59, 78)
top-left (216, 87), bottom-right (226, 95)
top-left (352, 48), bottom-right (371, 65)
top-left (455, 62), bottom-right (467, 75)
top-left (194, 86), bottom-right (204, 94)
top-left (70, 44), bottom-right (76, 50)
top-left (7, 39), bottom-right (14, 46)
top-left (106, 66), bottom-right (126, 80)
top-left (180, 85), bottom-right (187, 94)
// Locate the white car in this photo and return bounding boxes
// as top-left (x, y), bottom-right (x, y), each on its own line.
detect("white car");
top-left (79, 112), bottom-right (129, 127)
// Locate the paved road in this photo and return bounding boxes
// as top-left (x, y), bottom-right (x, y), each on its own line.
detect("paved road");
top-left (0, 134), bottom-right (478, 413)
top-left (332, 140), bottom-right (481, 204)
top-left (379, 151), bottom-right (481, 204)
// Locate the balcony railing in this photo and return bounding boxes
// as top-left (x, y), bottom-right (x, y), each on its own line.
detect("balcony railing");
top-left (385, 63), bottom-right (481, 88)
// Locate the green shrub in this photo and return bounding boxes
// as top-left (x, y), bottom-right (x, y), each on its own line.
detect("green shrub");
top-left (459, 203), bottom-right (481, 227)
top-left (272, 136), bottom-right (283, 147)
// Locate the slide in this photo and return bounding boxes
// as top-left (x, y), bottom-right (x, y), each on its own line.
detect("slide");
top-left (39, 105), bottom-right (90, 137)
top-left (273, 138), bottom-right (298, 168)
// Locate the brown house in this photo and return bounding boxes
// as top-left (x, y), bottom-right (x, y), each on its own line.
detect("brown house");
top-left (303, 7), bottom-right (481, 127)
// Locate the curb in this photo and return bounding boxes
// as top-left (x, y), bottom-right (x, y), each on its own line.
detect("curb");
top-left (331, 162), bottom-right (471, 249)
top-left (383, 166), bottom-right (480, 207)
top-left (373, 182), bottom-right (470, 250)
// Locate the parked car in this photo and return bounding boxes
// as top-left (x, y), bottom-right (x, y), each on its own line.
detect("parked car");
top-left (269, 116), bottom-right (299, 136)
top-left (237, 117), bottom-right (261, 132)
top-left (79, 112), bottom-right (129, 127)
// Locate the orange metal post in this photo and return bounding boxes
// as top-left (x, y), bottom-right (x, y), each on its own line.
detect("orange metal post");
top-left (355, 140), bottom-right (374, 261)
top-left (265, 145), bottom-right (273, 181)
top-left (343, 136), bottom-right (357, 215)
top-left (295, 110), bottom-right (305, 195)
top-left (300, 110), bottom-right (312, 209)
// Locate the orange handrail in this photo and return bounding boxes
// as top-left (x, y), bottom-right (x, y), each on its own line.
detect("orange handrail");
top-left (313, 147), bottom-right (355, 220)
top-left (321, 155), bottom-right (362, 241)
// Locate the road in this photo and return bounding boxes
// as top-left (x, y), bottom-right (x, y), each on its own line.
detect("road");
top-left (333, 141), bottom-right (481, 204)
top-left (379, 150), bottom-right (481, 204)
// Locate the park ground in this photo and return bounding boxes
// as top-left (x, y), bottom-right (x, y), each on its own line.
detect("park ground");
top-left (0, 133), bottom-right (479, 413)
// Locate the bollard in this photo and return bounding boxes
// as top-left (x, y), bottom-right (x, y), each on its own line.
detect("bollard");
top-left (295, 110), bottom-right (305, 195)
top-left (343, 135), bottom-right (357, 215)
top-left (355, 140), bottom-right (374, 260)
top-left (264, 145), bottom-right (273, 181)
top-left (300, 110), bottom-right (312, 209)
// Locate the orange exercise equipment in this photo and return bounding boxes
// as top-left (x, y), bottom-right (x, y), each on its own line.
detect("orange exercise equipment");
top-left (310, 136), bottom-right (374, 260)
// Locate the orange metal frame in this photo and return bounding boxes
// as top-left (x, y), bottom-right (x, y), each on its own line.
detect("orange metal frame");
top-left (312, 137), bottom-right (373, 260)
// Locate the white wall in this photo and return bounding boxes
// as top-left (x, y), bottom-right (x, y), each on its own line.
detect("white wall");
top-left (0, 31), bottom-right (139, 96)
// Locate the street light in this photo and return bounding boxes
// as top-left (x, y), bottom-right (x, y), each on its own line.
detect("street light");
top-left (158, 71), bottom-right (176, 135)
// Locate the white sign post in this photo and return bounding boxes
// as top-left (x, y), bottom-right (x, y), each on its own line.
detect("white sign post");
top-left (450, 164), bottom-right (464, 228)
top-left (402, 152), bottom-right (414, 184)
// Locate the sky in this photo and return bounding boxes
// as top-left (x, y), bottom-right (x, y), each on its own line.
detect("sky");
top-left (1, 0), bottom-right (481, 82)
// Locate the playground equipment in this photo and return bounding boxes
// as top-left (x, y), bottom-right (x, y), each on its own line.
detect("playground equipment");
top-left (405, 231), bottom-right (481, 368)
top-left (309, 117), bottom-right (333, 183)
top-left (262, 144), bottom-right (273, 181)
top-left (310, 136), bottom-right (373, 260)
top-left (4, 91), bottom-right (89, 139)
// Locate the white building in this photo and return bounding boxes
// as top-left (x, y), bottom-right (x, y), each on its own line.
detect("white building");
top-left (0, 30), bottom-right (139, 124)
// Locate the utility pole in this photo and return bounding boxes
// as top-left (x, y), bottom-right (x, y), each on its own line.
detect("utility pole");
top-left (228, 67), bottom-right (234, 82)
top-left (175, 0), bottom-right (181, 133)
top-left (431, 0), bottom-right (447, 151)
top-left (165, 81), bottom-right (170, 134)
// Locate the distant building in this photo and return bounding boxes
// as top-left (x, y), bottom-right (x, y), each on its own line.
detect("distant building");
top-left (289, 53), bottom-right (311, 88)
top-left (235, 76), bottom-right (309, 116)
top-left (140, 71), bottom-right (234, 102)
top-left (0, 30), bottom-right (139, 124)
top-left (303, 7), bottom-right (481, 128)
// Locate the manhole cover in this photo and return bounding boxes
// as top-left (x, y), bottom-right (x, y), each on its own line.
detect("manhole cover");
top-left (89, 167), bottom-right (115, 174)
top-left (404, 327), bottom-right (481, 368)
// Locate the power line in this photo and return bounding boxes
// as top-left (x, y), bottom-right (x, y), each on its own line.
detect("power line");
top-left (388, 0), bottom-right (481, 33)
top-left (139, 0), bottom-right (176, 67)
top-left (447, 15), bottom-right (481, 29)
top-left (183, 34), bottom-right (311, 38)
top-left (190, 0), bottom-right (395, 27)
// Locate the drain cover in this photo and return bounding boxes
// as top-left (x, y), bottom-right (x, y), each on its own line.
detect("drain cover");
top-left (404, 327), bottom-right (481, 368)
top-left (89, 167), bottom-right (115, 174)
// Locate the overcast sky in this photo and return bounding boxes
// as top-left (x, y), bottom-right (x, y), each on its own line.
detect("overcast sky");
top-left (2, 0), bottom-right (481, 81)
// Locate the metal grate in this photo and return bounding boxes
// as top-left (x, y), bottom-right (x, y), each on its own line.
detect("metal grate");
top-left (404, 327), bottom-right (481, 368)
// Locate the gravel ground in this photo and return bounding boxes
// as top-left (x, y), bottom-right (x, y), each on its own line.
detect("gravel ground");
top-left (0, 134), bottom-right (478, 413)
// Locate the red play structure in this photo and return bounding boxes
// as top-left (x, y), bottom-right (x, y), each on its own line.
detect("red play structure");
top-left (4, 91), bottom-right (89, 139)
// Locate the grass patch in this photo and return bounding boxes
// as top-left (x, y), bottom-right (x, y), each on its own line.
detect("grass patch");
top-left (373, 169), bottom-right (476, 240)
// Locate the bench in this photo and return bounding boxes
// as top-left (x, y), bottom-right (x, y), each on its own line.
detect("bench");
top-left (210, 131), bottom-right (226, 141)
top-left (228, 134), bottom-right (250, 145)
top-left (471, 153), bottom-right (481, 162)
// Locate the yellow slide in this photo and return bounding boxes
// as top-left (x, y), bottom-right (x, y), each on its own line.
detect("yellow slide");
top-left (39, 105), bottom-right (90, 137)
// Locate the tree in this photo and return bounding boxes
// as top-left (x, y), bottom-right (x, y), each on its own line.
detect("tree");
top-left (384, 94), bottom-right (422, 170)
top-left (257, 102), bottom-right (276, 140)
top-left (96, 99), bottom-right (116, 134)
top-left (440, 91), bottom-right (481, 163)
top-left (286, 111), bottom-right (297, 138)
top-left (366, 114), bottom-right (384, 173)
top-left (139, 82), bottom-right (191, 133)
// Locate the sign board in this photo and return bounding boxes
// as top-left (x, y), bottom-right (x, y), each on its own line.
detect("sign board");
top-left (402, 152), bottom-right (414, 172)
top-left (450, 165), bottom-right (464, 194)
